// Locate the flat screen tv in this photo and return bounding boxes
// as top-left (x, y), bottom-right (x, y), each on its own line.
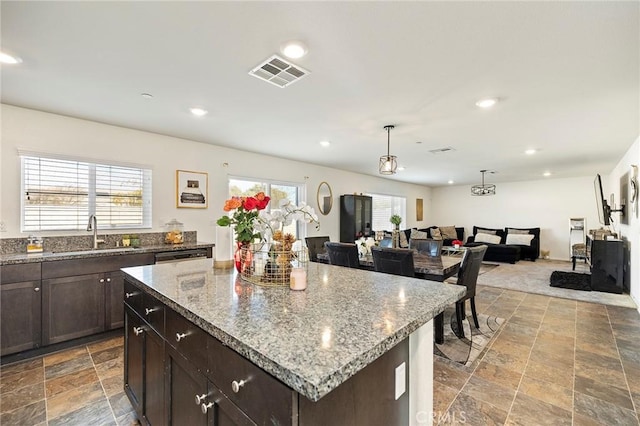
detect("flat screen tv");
top-left (594, 174), bottom-right (611, 225)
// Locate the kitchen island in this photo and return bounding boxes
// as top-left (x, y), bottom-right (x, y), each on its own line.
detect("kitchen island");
top-left (122, 259), bottom-right (464, 425)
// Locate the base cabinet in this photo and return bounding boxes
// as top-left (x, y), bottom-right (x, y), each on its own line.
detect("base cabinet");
top-left (124, 278), bottom-right (411, 426)
top-left (0, 280), bottom-right (42, 356)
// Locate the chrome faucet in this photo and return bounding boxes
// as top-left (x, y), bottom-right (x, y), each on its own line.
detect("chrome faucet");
top-left (87, 214), bottom-right (105, 249)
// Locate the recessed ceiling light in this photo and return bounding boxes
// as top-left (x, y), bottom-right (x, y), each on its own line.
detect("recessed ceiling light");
top-left (141, 93), bottom-right (153, 99)
top-left (0, 51), bottom-right (22, 64)
top-left (416, 141), bottom-right (423, 144)
top-left (281, 41), bottom-right (308, 59)
top-left (543, 171), bottom-right (551, 177)
top-left (319, 140), bottom-right (331, 147)
top-left (190, 107), bottom-right (208, 117)
top-left (525, 149), bottom-right (536, 155)
top-left (448, 180), bottom-right (454, 184)
top-left (475, 98), bottom-right (498, 108)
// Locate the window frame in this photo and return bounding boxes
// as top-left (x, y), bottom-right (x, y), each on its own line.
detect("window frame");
top-left (366, 192), bottom-right (407, 231)
top-left (20, 152), bottom-right (152, 232)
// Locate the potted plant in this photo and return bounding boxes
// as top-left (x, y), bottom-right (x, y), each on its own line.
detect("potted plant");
top-left (390, 214), bottom-right (402, 230)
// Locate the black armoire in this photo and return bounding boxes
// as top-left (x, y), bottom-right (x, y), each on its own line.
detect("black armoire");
top-left (339, 195), bottom-right (372, 243)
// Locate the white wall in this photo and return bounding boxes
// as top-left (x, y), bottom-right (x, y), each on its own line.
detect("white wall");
top-left (430, 176), bottom-right (603, 261)
top-left (0, 105), bottom-right (433, 256)
top-left (607, 136), bottom-right (639, 308)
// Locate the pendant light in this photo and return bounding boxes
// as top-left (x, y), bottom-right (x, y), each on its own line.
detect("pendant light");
top-left (379, 125), bottom-right (397, 175)
top-left (471, 170), bottom-right (496, 196)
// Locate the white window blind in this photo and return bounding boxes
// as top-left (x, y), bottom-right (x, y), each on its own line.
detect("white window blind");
top-left (21, 154), bottom-right (152, 231)
top-left (367, 193), bottom-right (406, 231)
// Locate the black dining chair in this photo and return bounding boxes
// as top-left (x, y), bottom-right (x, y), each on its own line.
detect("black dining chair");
top-left (371, 246), bottom-right (415, 277)
top-left (305, 236), bottom-right (331, 262)
top-left (409, 238), bottom-right (443, 257)
top-left (324, 242), bottom-right (360, 268)
top-left (445, 244), bottom-right (488, 338)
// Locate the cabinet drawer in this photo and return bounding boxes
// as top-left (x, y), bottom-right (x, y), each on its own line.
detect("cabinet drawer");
top-left (1, 263), bottom-right (41, 284)
top-left (166, 308), bottom-right (208, 372)
top-left (209, 339), bottom-right (292, 425)
top-left (141, 292), bottom-right (165, 336)
top-left (123, 280), bottom-right (143, 314)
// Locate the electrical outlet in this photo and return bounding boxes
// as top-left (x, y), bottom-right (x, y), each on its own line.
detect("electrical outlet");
top-left (395, 362), bottom-right (406, 400)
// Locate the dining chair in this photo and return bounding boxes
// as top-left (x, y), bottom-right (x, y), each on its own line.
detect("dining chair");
top-left (445, 244), bottom-right (488, 338)
top-left (409, 238), bottom-right (443, 257)
top-left (324, 242), bottom-right (360, 268)
top-left (305, 236), bottom-right (331, 262)
top-left (371, 246), bottom-right (415, 277)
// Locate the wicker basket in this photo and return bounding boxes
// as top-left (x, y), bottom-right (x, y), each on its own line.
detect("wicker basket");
top-left (239, 244), bottom-right (309, 287)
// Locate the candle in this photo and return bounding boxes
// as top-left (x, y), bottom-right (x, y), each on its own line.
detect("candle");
top-left (290, 267), bottom-right (307, 291)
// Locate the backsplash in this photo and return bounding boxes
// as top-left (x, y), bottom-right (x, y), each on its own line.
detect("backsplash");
top-left (0, 231), bottom-right (197, 255)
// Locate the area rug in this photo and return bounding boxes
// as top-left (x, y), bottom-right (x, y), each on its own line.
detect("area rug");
top-left (550, 270), bottom-right (591, 291)
top-left (434, 305), bottom-right (504, 367)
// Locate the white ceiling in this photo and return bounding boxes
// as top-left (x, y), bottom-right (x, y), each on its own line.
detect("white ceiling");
top-left (2, 1), bottom-right (638, 187)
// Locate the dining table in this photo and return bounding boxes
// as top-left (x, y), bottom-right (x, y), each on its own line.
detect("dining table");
top-left (315, 251), bottom-right (461, 282)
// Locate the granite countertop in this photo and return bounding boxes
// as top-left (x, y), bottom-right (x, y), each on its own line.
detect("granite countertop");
top-left (0, 242), bottom-right (214, 265)
top-left (122, 259), bottom-right (465, 402)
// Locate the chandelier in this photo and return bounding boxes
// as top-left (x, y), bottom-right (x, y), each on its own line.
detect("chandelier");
top-left (471, 170), bottom-right (496, 196)
top-left (379, 125), bottom-right (397, 175)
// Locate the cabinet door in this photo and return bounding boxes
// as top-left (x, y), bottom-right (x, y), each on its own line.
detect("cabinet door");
top-left (0, 280), bottom-right (42, 356)
top-left (106, 271), bottom-right (124, 330)
top-left (124, 308), bottom-right (144, 417)
top-left (165, 346), bottom-right (210, 426)
top-left (207, 385), bottom-right (256, 426)
top-left (42, 273), bottom-right (105, 345)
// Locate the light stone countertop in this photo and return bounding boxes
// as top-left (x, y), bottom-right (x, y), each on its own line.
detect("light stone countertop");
top-left (122, 259), bottom-right (465, 402)
top-left (0, 242), bottom-right (214, 265)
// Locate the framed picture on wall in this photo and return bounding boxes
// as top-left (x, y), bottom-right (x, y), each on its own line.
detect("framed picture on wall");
top-left (176, 170), bottom-right (208, 208)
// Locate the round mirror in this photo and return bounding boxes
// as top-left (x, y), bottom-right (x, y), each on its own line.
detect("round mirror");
top-left (317, 181), bottom-right (333, 215)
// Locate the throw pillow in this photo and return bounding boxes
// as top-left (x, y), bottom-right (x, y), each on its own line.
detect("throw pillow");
top-left (410, 229), bottom-right (429, 240)
top-left (430, 227), bottom-right (443, 240)
top-left (440, 226), bottom-right (458, 240)
top-left (506, 233), bottom-right (535, 245)
top-left (476, 227), bottom-right (497, 235)
top-left (475, 232), bottom-right (501, 244)
top-left (399, 230), bottom-right (409, 248)
top-left (507, 228), bottom-right (530, 235)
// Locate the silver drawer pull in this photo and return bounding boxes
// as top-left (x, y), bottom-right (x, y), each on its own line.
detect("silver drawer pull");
top-left (133, 326), bottom-right (144, 336)
top-left (125, 292), bottom-right (135, 298)
top-left (195, 393), bottom-right (207, 405)
top-left (231, 380), bottom-right (246, 393)
top-left (34, 287), bottom-right (40, 292)
top-left (99, 278), bottom-right (105, 283)
top-left (201, 402), bottom-right (214, 414)
top-left (176, 332), bottom-right (187, 342)
top-left (144, 307), bottom-right (156, 316)
top-left (106, 277), bottom-right (111, 282)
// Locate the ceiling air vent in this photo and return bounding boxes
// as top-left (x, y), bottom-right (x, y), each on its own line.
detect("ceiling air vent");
top-left (249, 55), bottom-right (310, 88)
top-left (428, 147), bottom-right (456, 154)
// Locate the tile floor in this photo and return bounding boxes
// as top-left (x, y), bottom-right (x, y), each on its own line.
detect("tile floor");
top-left (1, 285), bottom-right (639, 425)
top-left (435, 286), bottom-right (640, 425)
top-left (0, 336), bottom-right (136, 425)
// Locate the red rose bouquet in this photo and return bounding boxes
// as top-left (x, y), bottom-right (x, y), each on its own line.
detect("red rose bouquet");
top-left (217, 192), bottom-right (270, 244)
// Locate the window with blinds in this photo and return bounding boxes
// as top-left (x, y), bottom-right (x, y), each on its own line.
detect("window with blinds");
top-left (367, 193), bottom-right (406, 231)
top-left (21, 154), bottom-right (152, 231)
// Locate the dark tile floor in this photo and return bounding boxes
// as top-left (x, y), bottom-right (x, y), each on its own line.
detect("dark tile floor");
top-left (1, 285), bottom-right (639, 425)
top-left (435, 286), bottom-right (640, 425)
top-left (0, 336), bottom-right (136, 425)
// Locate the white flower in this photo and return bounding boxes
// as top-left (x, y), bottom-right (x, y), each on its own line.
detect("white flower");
top-left (256, 199), bottom-right (320, 240)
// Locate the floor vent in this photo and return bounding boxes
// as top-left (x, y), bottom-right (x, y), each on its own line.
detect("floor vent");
top-left (249, 55), bottom-right (310, 88)
top-left (428, 147), bottom-right (456, 154)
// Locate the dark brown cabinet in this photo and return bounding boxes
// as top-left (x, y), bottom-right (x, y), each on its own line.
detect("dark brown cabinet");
top-left (43, 273), bottom-right (106, 345)
top-left (0, 263), bottom-right (42, 356)
top-left (106, 271), bottom-right (125, 329)
top-left (340, 195), bottom-right (372, 242)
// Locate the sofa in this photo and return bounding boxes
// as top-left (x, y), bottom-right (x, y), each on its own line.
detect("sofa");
top-left (380, 226), bottom-right (465, 248)
top-left (465, 226), bottom-right (540, 263)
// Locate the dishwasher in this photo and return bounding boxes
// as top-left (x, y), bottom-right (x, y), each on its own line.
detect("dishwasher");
top-left (154, 248), bottom-right (211, 263)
